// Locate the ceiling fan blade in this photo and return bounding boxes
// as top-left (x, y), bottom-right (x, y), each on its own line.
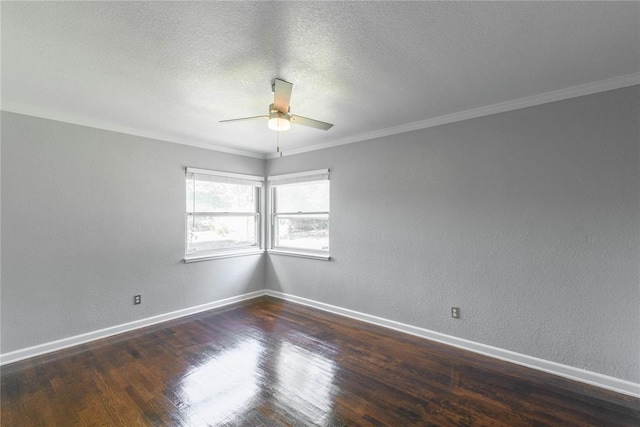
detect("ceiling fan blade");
top-left (220, 115), bottom-right (268, 123)
top-left (273, 78), bottom-right (293, 113)
top-left (290, 115), bottom-right (334, 131)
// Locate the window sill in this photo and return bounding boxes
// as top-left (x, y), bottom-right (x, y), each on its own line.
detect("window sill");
top-left (184, 249), bottom-right (264, 263)
top-left (267, 249), bottom-right (331, 261)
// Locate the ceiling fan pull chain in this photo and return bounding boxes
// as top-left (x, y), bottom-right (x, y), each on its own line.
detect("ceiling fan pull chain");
top-left (276, 132), bottom-right (284, 157)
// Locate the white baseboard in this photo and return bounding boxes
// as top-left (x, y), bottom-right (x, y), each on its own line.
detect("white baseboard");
top-left (0, 290), bottom-right (266, 366)
top-left (2, 289), bottom-right (638, 399)
top-left (266, 290), bottom-right (640, 399)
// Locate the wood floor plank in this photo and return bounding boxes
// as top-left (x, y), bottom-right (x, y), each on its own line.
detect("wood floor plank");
top-left (1, 296), bottom-right (638, 426)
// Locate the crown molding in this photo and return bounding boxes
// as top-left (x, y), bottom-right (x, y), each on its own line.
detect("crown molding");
top-left (268, 72), bottom-right (640, 159)
top-left (0, 103), bottom-right (267, 159)
top-left (4, 72), bottom-right (638, 161)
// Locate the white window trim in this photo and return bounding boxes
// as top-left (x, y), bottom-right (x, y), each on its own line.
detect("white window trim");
top-left (267, 169), bottom-right (330, 186)
top-left (186, 167), bottom-right (266, 185)
top-left (267, 169), bottom-right (330, 260)
top-left (267, 249), bottom-right (331, 261)
top-left (184, 248), bottom-right (264, 263)
top-left (184, 167), bottom-right (265, 262)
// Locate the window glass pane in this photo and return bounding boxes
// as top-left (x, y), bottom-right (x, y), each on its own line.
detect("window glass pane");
top-left (187, 180), bottom-right (255, 213)
top-left (187, 215), bottom-right (256, 253)
top-left (275, 181), bottom-right (329, 213)
top-left (186, 179), bottom-right (194, 211)
top-left (276, 214), bottom-right (329, 251)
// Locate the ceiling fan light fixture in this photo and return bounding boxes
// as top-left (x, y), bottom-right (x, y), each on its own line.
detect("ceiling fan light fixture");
top-left (268, 116), bottom-right (291, 131)
top-left (268, 108), bottom-right (291, 131)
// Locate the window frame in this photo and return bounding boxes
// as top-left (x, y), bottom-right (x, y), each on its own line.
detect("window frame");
top-left (268, 169), bottom-right (331, 261)
top-left (184, 167), bottom-right (264, 263)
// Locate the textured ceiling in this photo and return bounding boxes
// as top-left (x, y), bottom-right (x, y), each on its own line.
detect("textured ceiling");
top-left (2, 2), bottom-right (639, 157)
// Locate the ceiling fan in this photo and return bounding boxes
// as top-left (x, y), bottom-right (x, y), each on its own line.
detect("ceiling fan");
top-left (220, 78), bottom-right (334, 132)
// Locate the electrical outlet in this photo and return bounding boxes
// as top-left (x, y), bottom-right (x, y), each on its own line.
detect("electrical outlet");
top-left (451, 307), bottom-right (460, 319)
top-left (134, 295), bottom-right (141, 305)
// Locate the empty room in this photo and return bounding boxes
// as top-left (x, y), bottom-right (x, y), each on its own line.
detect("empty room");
top-left (1, 2), bottom-right (639, 426)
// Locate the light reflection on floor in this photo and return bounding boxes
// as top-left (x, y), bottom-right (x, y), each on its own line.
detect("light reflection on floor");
top-left (274, 340), bottom-right (337, 425)
top-left (176, 330), bottom-right (339, 425)
top-left (178, 338), bottom-right (263, 424)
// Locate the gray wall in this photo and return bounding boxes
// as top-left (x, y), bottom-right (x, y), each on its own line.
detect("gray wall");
top-left (265, 86), bottom-right (640, 383)
top-left (2, 86), bottom-right (638, 383)
top-left (1, 112), bottom-right (265, 353)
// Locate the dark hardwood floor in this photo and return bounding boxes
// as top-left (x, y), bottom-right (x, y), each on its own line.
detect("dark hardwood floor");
top-left (1, 296), bottom-right (638, 426)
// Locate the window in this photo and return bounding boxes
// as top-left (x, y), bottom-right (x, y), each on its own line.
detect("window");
top-left (185, 168), bottom-right (263, 261)
top-left (268, 169), bottom-right (330, 260)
